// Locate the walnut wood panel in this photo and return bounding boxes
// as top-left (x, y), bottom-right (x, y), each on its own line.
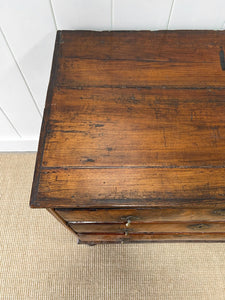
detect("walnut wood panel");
top-left (60, 31), bottom-right (225, 62)
top-left (69, 222), bottom-right (225, 233)
top-left (33, 168), bottom-right (225, 208)
top-left (56, 58), bottom-right (225, 88)
top-left (55, 208), bottom-right (225, 223)
top-left (77, 233), bottom-right (225, 244)
top-left (57, 31), bottom-right (225, 89)
top-left (43, 87), bottom-right (225, 167)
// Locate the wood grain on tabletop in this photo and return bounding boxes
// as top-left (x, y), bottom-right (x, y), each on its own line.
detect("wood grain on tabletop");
top-left (56, 31), bottom-right (225, 88)
top-left (43, 87), bottom-right (225, 167)
top-left (37, 167), bottom-right (225, 208)
top-left (31, 30), bottom-right (225, 211)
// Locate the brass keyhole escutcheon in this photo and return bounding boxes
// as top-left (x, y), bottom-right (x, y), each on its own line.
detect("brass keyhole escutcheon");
top-left (187, 223), bottom-right (211, 231)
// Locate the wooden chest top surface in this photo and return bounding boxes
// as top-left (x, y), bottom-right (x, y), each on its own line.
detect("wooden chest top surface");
top-left (30, 30), bottom-right (225, 209)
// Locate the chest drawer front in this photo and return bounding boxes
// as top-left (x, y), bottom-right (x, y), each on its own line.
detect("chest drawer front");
top-left (69, 222), bottom-right (225, 234)
top-left (56, 208), bottom-right (225, 223)
top-left (77, 233), bottom-right (225, 244)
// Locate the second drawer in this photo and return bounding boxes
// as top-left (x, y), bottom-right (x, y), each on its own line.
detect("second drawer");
top-left (69, 222), bottom-right (225, 233)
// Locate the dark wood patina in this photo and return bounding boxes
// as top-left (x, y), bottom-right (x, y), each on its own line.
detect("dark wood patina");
top-left (30, 30), bottom-right (225, 244)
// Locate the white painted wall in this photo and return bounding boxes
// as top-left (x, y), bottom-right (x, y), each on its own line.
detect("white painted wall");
top-left (1, 0), bottom-right (225, 151)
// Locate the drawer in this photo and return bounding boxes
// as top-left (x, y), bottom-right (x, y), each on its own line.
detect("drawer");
top-left (77, 233), bottom-right (225, 244)
top-left (69, 222), bottom-right (225, 234)
top-left (55, 208), bottom-right (225, 223)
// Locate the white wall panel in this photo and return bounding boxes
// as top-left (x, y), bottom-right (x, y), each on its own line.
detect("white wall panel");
top-left (113, 0), bottom-right (174, 30)
top-left (0, 139), bottom-right (38, 151)
top-left (169, 0), bottom-right (225, 30)
top-left (52, 0), bottom-right (111, 30)
top-left (0, 109), bottom-right (19, 139)
top-left (0, 0), bottom-right (56, 112)
top-left (0, 30), bottom-right (41, 139)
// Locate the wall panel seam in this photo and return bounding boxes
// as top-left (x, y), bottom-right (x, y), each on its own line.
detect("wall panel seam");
top-left (111, 0), bottom-right (114, 30)
top-left (49, 0), bottom-right (58, 31)
top-left (167, 0), bottom-right (175, 29)
top-left (222, 21), bottom-right (225, 29)
top-left (0, 107), bottom-right (21, 137)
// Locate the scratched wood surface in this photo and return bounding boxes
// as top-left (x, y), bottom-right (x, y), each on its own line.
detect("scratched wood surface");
top-left (57, 31), bottom-right (225, 88)
top-left (43, 88), bottom-right (225, 167)
top-left (30, 30), bottom-right (225, 212)
top-left (60, 31), bottom-right (225, 62)
top-left (37, 168), bottom-right (225, 208)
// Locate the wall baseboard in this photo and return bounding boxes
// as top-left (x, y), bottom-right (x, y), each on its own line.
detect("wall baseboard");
top-left (0, 139), bottom-right (38, 152)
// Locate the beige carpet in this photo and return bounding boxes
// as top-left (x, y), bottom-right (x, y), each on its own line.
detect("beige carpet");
top-left (1, 153), bottom-right (225, 300)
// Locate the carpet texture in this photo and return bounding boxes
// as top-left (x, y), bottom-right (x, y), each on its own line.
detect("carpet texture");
top-left (1, 153), bottom-right (225, 300)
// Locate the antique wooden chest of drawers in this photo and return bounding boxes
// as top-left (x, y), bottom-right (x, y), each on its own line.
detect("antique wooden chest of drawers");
top-left (30, 30), bottom-right (225, 244)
